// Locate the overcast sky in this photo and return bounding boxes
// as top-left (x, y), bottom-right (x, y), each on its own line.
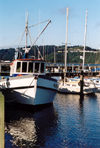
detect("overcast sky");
top-left (0, 0), bottom-right (100, 49)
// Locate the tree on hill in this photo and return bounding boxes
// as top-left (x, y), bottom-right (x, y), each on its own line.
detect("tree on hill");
top-left (0, 45), bottom-right (100, 64)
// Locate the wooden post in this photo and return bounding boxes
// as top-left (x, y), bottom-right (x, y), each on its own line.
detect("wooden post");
top-left (0, 92), bottom-right (4, 148)
top-left (99, 72), bottom-right (100, 78)
top-left (0, 65), bottom-right (1, 73)
top-left (72, 64), bottom-right (74, 73)
top-left (80, 70), bottom-right (84, 96)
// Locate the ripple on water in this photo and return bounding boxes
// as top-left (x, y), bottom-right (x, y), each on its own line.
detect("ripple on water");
top-left (5, 93), bottom-right (100, 148)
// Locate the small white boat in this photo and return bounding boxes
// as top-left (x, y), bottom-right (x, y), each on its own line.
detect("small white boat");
top-left (0, 13), bottom-right (58, 106)
top-left (84, 77), bottom-right (100, 92)
top-left (58, 79), bottom-right (97, 95)
top-left (93, 78), bottom-right (100, 92)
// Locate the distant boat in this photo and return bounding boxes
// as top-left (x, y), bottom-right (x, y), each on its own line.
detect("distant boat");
top-left (58, 78), bottom-right (97, 94)
top-left (84, 77), bottom-right (100, 92)
top-left (58, 8), bottom-right (97, 95)
top-left (0, 13), bottom-right (58, 106)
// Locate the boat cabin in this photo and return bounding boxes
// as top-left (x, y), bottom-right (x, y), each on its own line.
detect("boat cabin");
top-left (10, 59), bottom-right (46, 76)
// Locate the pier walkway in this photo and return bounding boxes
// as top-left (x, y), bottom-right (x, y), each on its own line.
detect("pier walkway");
top-left (46, 63), bottom-right (100, 78)
top-left (0, 61), bottom-right (100, 77)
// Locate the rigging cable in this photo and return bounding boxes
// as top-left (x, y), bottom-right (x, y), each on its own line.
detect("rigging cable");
top-left (1, 31), bottom-right (25, 60)
top-left (27, 28), bottom-right (44, 59)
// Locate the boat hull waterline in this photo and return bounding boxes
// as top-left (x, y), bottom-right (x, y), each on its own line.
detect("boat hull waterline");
top-left (0, 75), bottom-right (58, 106)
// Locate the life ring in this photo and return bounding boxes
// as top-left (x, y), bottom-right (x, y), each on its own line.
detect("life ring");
top-left (17, 74), bottom-right (23, 77)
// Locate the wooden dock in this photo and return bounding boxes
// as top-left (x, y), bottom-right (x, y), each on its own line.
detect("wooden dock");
top-left (46, 71), bottom-right (99, 78)
top-left (0, 92), bottom-right (4, 148)
top-left (0, 61), bottom-right (100, 78)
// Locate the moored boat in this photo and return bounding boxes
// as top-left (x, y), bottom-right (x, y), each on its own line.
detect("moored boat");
top-left (0, 59), bottom-right (58, 106)
top-left (0, 13), bottom-right (58, 106)
top-left (84, 77), bottom-right (100, 92)
top-left (58, 79), bottom-right (97, 95)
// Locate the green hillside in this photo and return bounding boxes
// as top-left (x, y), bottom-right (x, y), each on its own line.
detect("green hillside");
top-left (0, 45), bottom-right (100, 64)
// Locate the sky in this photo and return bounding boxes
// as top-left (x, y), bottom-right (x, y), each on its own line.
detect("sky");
top-left (0, 0), bottom-right (100, 49)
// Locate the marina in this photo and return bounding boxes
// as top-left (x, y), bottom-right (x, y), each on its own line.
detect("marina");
top-left (0, 61), bottom-right (100, 77)
top-left (1, 1), bottom-right (100, 147)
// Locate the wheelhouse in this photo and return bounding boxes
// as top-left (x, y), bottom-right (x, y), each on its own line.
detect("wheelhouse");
top-left (10, 59), bottom-right (46, 76)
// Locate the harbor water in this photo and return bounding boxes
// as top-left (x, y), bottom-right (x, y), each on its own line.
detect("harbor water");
top-left (5, 92), bottom-right (100, 148)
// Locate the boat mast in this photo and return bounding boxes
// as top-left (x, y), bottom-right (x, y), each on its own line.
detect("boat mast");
top-left (25, 12), bottom-right (28, 53)
top-left (54, 46), bottom-right (56, 63)
top-left (83, 9), bottom-right (87, 71)
top-left (65, 7), bottom-right (69, 72)
top-left (64, 7), bottom-right (69, 83)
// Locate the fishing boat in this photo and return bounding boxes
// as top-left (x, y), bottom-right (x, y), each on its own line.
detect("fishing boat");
top-left (0, 13), bottom-right (58, 106)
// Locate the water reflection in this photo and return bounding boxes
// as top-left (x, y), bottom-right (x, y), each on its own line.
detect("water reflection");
top-left (5, 93), bottom-right (100, 148)
top-left (5, 105), bottom-right (59, 147)
top-left (5, 118), bottom-right (37, 147)
top-left (54, 93), bottom-right (100, 148)
top-left (79, 95), bottom-right (84, 121)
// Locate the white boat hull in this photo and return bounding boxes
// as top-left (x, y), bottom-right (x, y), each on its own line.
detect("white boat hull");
top-left (0, 75), bottom-right (58, 106)
top-left (84, 78), bottom-right (100, 93)
top-left (2, 87), bottom-right (57, 105)
top-left (58, 87), bottom-right (97, 94)
top-left (58, 81), bottom-right (97, 95)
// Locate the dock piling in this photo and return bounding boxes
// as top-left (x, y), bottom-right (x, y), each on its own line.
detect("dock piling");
top-left (0, 92), bottom-right (4, 148)
top-left (80, 71), bottom-right (84, 96)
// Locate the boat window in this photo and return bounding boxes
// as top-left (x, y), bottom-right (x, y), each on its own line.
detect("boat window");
top-left (41, 63), bottom-right (44, 73)
top-left (35, 63), bottom-right (39, 73)
top-left (16, 62), bottom-right (21, 72)
top-left (28, 62), bottom-right (33, 73)
top-left (22, 62), bottom-right (27, 72)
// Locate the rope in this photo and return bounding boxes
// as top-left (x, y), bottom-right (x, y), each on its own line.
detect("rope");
top-left (1, 31), bottom-right (25, 60)
top-left (22, 77), bottom-right (37, 94)
top-left (1, 48), bottom-right (13, 60)
top-left (1, 20), bottom-right (51, 60)
top-left (0, 85), bottom-right (17, 102)
top-left (27, 29), bottom-right (33, 46)
top-left (18, 30), bottom-right (26, 47)
top-left (27, 28), bottom-right (43, 59)
top-left (1, 77), bottom-right (37, 102)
